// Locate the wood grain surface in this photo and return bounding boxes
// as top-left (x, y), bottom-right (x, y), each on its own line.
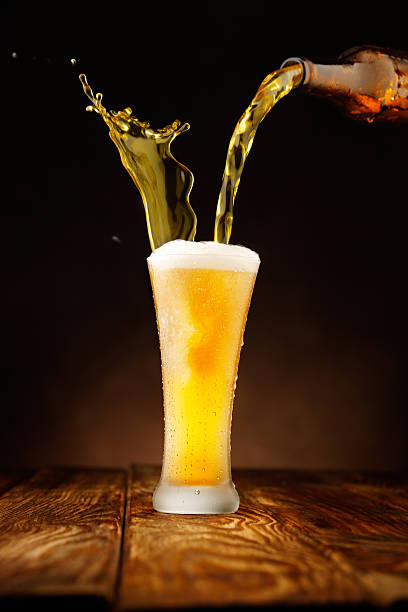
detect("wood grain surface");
top-left (0, 467), bottom-right (126, 607)
top-left (1, 465), bottom-right (407, 611)
top-left (118, 466), bottom-right (408, 610)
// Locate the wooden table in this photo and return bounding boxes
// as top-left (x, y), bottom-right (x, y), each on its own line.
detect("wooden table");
top-left (0, 466), bottom-right (407, 611)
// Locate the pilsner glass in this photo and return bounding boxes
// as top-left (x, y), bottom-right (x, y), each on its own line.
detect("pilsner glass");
top-left (147, 240), bottom-right (260, 514)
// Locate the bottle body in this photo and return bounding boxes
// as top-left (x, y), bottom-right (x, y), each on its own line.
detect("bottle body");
top-left (282, 46), bottom-right (408, 122)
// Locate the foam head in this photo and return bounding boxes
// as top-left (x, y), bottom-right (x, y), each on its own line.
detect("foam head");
top-left (147, 240), bottom-right (260, 272)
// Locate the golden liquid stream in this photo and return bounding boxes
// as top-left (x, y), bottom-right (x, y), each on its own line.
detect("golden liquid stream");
top-left (79, 64), bottom-right (303, 247)
top-left (214, 64), bottom-right (303, 243)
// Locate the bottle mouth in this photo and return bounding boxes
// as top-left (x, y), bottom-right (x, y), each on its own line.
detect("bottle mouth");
top-left (280, 57), bottom-right (308, 86)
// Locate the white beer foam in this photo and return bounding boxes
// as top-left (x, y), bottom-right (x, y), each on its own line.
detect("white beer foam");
top-left (147, 240), bottom-right (260, 272)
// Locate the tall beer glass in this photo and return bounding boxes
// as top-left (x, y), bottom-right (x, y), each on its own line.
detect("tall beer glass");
top-left (147, 240), bottom-right (260, 514)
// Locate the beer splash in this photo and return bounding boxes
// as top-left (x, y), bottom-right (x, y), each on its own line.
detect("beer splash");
top-left (79, 74), bottom-right (196, 251)
top-left (79, 64), bottom-right (303, 247)
top-left (214, 64), bottom-right (303, 244)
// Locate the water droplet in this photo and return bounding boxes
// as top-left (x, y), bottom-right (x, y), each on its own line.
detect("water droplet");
top-left (195, 489), bottom-right (200, 495)
top-left (212, 411), bottom-right (216, 416)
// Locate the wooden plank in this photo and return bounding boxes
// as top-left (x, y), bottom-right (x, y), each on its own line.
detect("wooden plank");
top-left (118, 466), bottom-right (408, 610)
top-left (0, 467), bottom-right (126, 608)
top-left (0, 470), bottom-right (33, 497)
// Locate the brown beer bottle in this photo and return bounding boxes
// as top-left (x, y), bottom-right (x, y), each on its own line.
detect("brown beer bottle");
top-left (281, 46), bottom-right (408, 122)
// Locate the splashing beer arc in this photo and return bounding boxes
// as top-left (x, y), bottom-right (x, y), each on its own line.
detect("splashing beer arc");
top-left (79, 74), bottom-right (196, 251)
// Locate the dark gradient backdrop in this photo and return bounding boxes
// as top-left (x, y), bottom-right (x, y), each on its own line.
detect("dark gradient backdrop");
top-left (3, 2), bottom-right (407, 470)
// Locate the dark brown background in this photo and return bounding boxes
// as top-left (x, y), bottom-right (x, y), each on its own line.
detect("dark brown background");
top-left (3, 1), bottom-right (407, 471)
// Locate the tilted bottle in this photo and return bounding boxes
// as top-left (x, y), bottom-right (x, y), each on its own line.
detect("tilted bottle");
top-left (281, 45), bottom-right (408, 122)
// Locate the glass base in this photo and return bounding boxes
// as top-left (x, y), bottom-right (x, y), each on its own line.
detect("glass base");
top-left (152, 480), bottom-right (240, 514)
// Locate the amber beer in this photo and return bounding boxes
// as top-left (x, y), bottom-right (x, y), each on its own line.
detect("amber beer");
top-left (148, 240), bottom-right (260, 513)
